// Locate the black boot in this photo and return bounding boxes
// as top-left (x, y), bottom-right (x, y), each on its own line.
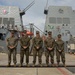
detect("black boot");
top-left (8, 63), bottom-right (11, 67)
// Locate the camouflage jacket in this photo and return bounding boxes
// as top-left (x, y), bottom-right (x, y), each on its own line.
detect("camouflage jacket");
top-left (7, 36), bottom-right (18, 48)
top-left (20, 35), bottom-right (30, 48)
top-left (33, 37), bottom-right (43, 49)
top-left (55, 40), bottom-right (64, 51)
top-left (45, 37), bottom-right (55, 49)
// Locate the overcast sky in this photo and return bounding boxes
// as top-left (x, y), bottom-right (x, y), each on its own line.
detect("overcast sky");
top-left (0, 0), bottom-right (75, 32)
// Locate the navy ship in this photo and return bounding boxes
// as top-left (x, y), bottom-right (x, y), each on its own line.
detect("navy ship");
top-left (44, 5), bottom-right (75, 42)
top-left (0, 0), bottom-right (35, 53)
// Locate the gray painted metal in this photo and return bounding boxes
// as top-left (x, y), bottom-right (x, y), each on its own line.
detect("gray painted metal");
top-left (44, 6), bottom-right (75, 41)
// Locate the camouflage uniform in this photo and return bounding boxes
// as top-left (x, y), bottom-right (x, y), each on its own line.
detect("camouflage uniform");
top-left (7, 34), bottom-right (18, 66)
top-left (32, 32), bottom-right (43, 65)
top-left (20, 34), bottom-right (30, 66)
top-left (55, 34), bottom-right (65, 65)
top-left (44, 31), bottom-right (55, 66)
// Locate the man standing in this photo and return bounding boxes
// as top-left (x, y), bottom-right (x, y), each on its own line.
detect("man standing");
top-left (45, 31), bottom-right (55, 66)
top-left (7, 31), bottom-right (18, 67)
top-left (20, 30), bottom-right (30, 67)
top-left (32, 31), bottom-right (43, 66)
top-left (56, 34), bottom-right (66, 67)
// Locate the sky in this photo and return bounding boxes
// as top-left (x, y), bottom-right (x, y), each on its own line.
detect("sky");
top-left (0, 0), bottom-right (75, 32)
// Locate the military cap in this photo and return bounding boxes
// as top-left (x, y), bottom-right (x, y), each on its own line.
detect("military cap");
top-left (36, 31), bottom-right (39, 34)
top-left (24, 30), bottom-right (27, 33)
top-left (57, 34), bottom-right (61, 38)
top-left (48, 31), bottom-right (52, 34)
top-left (10, 31), bottom-right (14, 34)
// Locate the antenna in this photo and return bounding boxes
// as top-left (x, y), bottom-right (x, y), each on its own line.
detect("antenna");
top-left (44, 0), bottom-right (48, 15)
top-left (45, 0), bottom-right (48, 9)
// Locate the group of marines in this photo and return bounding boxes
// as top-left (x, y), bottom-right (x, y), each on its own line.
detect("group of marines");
top-left (6, 30), bottom-right (66, 67)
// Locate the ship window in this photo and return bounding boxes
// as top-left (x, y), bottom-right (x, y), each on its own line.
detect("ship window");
top-left (63, 18), bottom-right (70, 24)
top-left (0, 17), bottom-right (2, 24)
top-left (57, 18), bottom-right (62, 24)
top-left (0, 33), bottom-right (5, 40)
top-left (49, 17), bottom-right (56, 23)
top-left (9, 18), bottom-right (14, 25)
top-left (3, 18), bottom-right (8, 25)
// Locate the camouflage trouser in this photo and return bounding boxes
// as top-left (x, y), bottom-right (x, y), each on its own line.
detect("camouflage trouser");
top-left (33, 48), bottom-right (43, 64)
top-left (56, 50), bottom-right (65, 64)
top-left (20, 47), bottom-right (29, 64)
top-left (45, 50), bottom-right (54, 64)
top-left (8, 48), bottom-right (17, 64)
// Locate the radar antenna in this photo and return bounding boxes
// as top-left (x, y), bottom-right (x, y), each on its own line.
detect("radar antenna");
top-left (44, 0), bottom-right (48, 15)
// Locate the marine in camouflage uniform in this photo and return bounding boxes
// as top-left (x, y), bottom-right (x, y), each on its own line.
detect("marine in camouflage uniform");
top-left (44, 31), bottom-right (55, 66)
top-left (55, 34), bottom-right (65, 66)
top-left (32, 31), bottom-right (43, 66)
top-left (20, 30), bottom-right (30, 67)
top-left (7, 31), bottom-right (18, 67)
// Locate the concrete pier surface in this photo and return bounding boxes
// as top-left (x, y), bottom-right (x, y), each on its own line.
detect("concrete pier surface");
top-left (0, 53), bottom-right (75, 75)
